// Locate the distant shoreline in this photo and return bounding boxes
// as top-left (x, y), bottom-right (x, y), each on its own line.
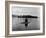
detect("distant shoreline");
top-left (12, 15), bottom-right (38, 18)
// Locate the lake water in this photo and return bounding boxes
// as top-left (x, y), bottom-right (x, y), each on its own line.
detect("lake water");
top-left (12, 17), bottom-right (40, 31)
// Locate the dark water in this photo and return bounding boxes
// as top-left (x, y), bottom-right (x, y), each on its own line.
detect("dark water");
top-left (12, 17), bottom-right (40, 31)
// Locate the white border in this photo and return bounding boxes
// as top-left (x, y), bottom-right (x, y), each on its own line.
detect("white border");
top-left (9, 4), bottom-right (43, 34)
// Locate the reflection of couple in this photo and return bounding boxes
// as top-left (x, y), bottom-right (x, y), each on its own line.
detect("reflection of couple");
top-left (21, 18), bottom-right (29, 28)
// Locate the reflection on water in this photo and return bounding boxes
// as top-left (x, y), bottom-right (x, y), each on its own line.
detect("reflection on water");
top-left (12, 17), bottom-right (40, 31)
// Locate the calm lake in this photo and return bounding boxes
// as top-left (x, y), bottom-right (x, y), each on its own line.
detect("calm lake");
top-left (12, 17), bottom-right (40, 31)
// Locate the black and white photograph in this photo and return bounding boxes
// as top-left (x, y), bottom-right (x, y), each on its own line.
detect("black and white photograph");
top-left (9, 3), bottom-right (44, 34)
top-left (12, 5), bottom-right (40, 31)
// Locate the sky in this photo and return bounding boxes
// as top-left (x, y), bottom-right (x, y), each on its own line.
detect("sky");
top-left (12, 6), bottom-right (40, 17)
